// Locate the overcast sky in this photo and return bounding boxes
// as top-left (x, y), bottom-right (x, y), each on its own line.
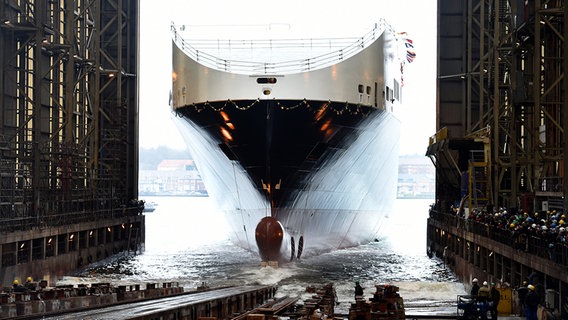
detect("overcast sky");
top-left (139, 0), bottom-right (437, 156)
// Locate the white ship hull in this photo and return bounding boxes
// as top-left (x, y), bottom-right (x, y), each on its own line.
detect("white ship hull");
top-left (171, 20), bottom-right (405, 261)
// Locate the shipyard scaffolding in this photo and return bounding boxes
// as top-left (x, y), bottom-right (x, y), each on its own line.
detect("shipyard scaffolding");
top-left (428, 0), bottom-right (567, 214)
top-left (0, 0), bottom-right (143, 286)
top-left (427, 0), bottom-right (567, 316)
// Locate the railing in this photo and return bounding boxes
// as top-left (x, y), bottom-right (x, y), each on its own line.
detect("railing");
top-left (537, 176), bottom-right (563, 194)
top-left (428, 209), bottom-right (568, 268)
top-left (0, 205), bottom-right (141, 233)
top-left (171, 19), bottom-right (396, 75)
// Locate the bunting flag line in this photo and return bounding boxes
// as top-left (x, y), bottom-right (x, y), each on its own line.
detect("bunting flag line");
top-left (397, 32), bottom-right (416, 87)
top-left (398, 32), bottom-right (416, 64)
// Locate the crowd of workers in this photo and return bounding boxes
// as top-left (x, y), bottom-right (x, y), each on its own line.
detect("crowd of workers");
top-left (432, 203), bottom-right (565, 318)
top-left (449, 205), bottom-right (568, 258)
top-left (467, 278), bottom-right (546, 320)
top-left (462, 278), bottom-right (501, 319)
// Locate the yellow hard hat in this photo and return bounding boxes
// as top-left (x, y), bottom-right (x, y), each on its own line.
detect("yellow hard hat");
top-left (26, 277), bottom-right (32, 282)
top-left (13, 279), bottom-right (18, 285)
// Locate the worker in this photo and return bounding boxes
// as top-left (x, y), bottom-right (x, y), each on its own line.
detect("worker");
top-left (472, 281), bottom-right (490, 320)
top-left (524, 284), bottom-right (540, 320)
top-left (477, 281), bottom-right (490, 301)
top-left (489, 283), bottom-right (500, 319)
top-left (12, 279), bottom-right (26, 293)
top-left (516, 281), bottom-right (529, 316)
top-left (471, 278), bottom-right (480, 298)
top-left (354, 280), bottom-right (364, 300)
top-left (24, 277), bottom-right (35, 290)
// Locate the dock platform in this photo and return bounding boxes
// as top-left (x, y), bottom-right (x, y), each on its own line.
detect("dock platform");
top-left (4, 284), bottom-right (276, 320)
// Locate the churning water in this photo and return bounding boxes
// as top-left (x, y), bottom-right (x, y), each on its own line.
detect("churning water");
top-left (60, 197), bottom-right (467, 316)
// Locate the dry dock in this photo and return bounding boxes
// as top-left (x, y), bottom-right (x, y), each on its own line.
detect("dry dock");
top-left (3, 284), bottom-right (276, 320)
top-left (2, 281), bottom-right (526, 320)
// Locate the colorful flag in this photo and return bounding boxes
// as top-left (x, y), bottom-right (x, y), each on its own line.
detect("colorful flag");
top-left (406, 51), bottom-right (416, 63)
top-left (399, 32), bottom-right (416, 63)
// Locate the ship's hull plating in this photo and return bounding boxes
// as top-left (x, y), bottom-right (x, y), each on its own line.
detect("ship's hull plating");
top-left (171, 23), bottom-right (403, 262)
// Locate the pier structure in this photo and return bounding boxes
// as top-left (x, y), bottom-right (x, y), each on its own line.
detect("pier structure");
top-left (0, 283), bottom-right (277, 319)
top-left (0, 0), bottom-right (142, 286)
top-left (427, 0), bottom-right (567, 317)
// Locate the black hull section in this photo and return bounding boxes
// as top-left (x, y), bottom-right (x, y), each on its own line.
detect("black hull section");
top-left (177, 100), bottom-right (381, 209)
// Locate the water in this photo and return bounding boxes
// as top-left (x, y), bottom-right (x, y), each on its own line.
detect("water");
top-left (60, 197), bottom-right (467, 316)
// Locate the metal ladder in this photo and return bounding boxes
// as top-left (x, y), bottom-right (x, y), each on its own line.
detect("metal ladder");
top-left (468, 150), bottom-right (490, 211)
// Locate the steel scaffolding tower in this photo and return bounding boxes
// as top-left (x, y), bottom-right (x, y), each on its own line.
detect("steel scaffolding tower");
top-left (428, 0), bottom-right (567, 213)
top-left (0, 0), bottom-right (139, 230)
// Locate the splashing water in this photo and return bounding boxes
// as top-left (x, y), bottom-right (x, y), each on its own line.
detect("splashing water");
top-left (59, 197), bottom-right (466, 316)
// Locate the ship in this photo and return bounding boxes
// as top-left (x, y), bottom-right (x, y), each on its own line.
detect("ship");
top-left (170, 20), bottom-right (410, 263)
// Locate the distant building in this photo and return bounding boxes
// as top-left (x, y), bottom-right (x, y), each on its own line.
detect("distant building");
top-left (139, 159), bottom-right (207, 196)
top-left (139, 156), bottom-right (434, 198)
top-left (397, 155), bottom-right (435, 199)
top-left (156, 159), bottom-right (197, 171)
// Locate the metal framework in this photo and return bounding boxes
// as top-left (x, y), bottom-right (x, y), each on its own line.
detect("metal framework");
top-left (0, 0), bottom-right (139, 230)
top-left (429, 0), bottom-right (566, 212)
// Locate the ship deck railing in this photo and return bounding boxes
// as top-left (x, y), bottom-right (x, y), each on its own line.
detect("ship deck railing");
top-left (428, 209), bottom-right (568, 268)
top-left (171, 18), bottom-right (396, 75)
